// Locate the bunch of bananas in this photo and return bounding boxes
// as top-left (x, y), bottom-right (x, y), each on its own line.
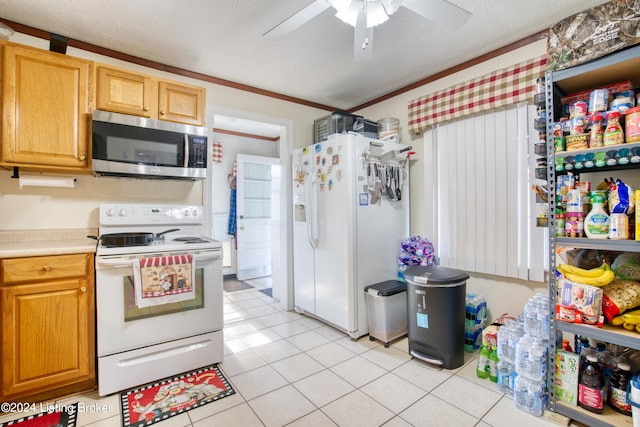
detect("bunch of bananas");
top-left (556, 262), bottom-right (615, 287)
top-left (612, 308), bottom-right (640, 333)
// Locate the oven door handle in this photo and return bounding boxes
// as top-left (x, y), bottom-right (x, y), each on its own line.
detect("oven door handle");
top-left (96, 251), bottom-right (222, 268)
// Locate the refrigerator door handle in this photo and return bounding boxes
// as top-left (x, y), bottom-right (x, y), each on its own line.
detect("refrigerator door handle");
top-left (307, 179), bottom-right (319, 248)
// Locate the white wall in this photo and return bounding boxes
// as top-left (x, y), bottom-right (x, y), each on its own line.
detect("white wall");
top-left (355, 39), bottom-right (550, 321)
top-left (0, 32), bottom-right (324, 231)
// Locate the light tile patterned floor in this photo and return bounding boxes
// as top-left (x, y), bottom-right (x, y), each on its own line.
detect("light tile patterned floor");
top-left (0, 277), bottom-right (574, 427)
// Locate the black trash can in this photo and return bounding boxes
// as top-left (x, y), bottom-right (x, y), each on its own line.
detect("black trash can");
top-left (404, 265), bottom-right (469, 369)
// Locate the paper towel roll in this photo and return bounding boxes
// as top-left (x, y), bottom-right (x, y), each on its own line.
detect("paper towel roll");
top-left (19, 175), bottom-right (76, 189)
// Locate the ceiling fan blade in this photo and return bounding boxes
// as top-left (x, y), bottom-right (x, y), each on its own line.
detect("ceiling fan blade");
top-left (354, 4), bottom-right (373, 61)
top-left (263, 0), bottom-right (331, 39)
top-left (402, 0), bottom-right (471, 30)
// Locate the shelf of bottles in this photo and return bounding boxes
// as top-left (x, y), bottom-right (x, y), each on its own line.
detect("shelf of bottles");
top-left (545, 44), bottom-right (640, 427)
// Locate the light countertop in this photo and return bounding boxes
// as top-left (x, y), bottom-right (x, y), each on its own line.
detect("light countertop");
top-left (0, 229), bottom-right (98, 258)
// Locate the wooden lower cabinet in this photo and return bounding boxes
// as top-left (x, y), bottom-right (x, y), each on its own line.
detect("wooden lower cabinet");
top-left (0, 254), bottom-right (95, 401)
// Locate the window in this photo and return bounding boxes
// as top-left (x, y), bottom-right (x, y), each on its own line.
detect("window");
top-left (423, 103), bottom-right (547, 281)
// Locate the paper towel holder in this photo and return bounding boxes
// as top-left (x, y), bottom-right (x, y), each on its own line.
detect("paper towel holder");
top-left (12, 168), bottom-right (77, 189)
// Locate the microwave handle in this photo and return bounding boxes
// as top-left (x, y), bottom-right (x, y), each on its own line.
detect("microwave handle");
top-left (184, 134), bottom-right (189, 168)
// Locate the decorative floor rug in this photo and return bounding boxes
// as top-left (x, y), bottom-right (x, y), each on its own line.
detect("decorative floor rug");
top-left (0, 403), bottom-right (77, 427)
top-left (223, 279), bottom-right (254, 292)
top-left (120, 365), bottom-right (234, 427)
top-left (259, 287), bottom-right (273, 297)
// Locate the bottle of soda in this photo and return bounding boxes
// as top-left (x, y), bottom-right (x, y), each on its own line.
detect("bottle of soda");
top-left (608, 361), bottom-right (632, 416)
top-left (578, 354), bottom-right (605, 414)
top-left (477, 344), bottom-right (490, 379)
top-left (489, 347), bottom-right (499, 383)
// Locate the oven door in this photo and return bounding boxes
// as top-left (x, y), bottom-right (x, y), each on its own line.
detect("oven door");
top-left (95, 249), bottom-right (222, 357)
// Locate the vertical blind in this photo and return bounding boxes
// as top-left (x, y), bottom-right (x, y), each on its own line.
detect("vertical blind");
top-left (423, 103), bottom-right (546, 282)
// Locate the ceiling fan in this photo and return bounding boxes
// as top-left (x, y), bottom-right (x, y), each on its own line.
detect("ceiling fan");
top-left (263, 0), bottom-right (472, 61)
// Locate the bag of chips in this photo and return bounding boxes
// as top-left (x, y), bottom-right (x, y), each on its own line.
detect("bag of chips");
top-left (601, 278), bottom-right (640, 322)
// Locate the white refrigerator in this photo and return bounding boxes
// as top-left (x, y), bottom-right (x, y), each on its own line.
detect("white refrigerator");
top-left (292, 133), bottom-right (410, 339)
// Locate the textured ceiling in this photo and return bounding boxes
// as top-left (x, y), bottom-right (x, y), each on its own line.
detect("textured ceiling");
top-left (0, 0), bottom-right (610, 110)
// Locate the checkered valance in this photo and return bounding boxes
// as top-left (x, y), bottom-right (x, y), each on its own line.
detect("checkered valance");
top-left (408, 56), bottom-right (547, 135)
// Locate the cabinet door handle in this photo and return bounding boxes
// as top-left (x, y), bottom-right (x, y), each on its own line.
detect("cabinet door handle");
top-left (80, 287), bottom-right (87, 293)
top-left (80, 154), bottom-right (86, 160)
top-left (43, 265), bottom-right (51, 271)
top-left (160, 110), bottom-right (165, 115)
top-left (143, 106), bottom-right (150, 112)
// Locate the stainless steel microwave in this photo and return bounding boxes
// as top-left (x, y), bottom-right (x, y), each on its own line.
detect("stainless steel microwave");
top-left (91, 110), bottom-right (208, 180)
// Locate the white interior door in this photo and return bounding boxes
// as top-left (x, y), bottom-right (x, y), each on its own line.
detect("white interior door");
top-left (236, 154), bottom-right (280, 280)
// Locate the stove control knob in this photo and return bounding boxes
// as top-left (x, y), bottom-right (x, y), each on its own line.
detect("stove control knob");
top-left (191, 208), bottom-right (200, 217)
top-left (118, 208), bottom-right (127, 216)
top-left (106, 208), bottom-right (116, 217)
top-left (182, 208), bottom-right (190, 217)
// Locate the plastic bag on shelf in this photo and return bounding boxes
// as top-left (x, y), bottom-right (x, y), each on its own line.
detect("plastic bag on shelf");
top-left (601, 278), bottom-right (640, 321)
top-left (612, 252), bottom-right (640, 281)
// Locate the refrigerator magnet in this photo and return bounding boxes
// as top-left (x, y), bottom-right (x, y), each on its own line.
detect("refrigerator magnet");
top-left (315, 144), bottom-right (322, 152)
top-left (328, 179), bottom-right (333, 190)
top-left (332, 154), bottom-right (339, 165)
top-left (359, 193), bottom-right (368, 206)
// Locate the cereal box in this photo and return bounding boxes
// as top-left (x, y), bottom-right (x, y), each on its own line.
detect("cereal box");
top-left (556, 350), bottom-right (580, 406)
top-left (556, 275), bottom-right (603, 326)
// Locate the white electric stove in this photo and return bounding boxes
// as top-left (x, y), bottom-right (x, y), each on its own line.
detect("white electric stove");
top-left (94, 203), bottom-right (224, 396)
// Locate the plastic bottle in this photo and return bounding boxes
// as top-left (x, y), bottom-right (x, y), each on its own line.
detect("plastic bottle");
top-left (497, 359), bottom-right (514, 394)
top-left (489, 347), bottom-right (499, 383)
top-left (476, 344), bottom-right (490, 379)
top-left (589, 112), bottom-right (604, 147)
top-left (595, 343), bottom-right (612, 402)
top-left (604, 111), bottom-right (624, 146)
top-left (514, 375), bottom-right (533, 413)
top-left (578, 354), bottom-right (605, 414)
top-left (609, 213), bottom-right (629, 240)
top-left (528, 380), bottom-right (547, 417)
top-left (585, 192), bottom-right (609, 239)
top-left (608, 361), bottom-right (632, 415)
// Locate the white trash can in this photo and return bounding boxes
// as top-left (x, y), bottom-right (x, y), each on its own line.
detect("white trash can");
top-left (364, 280), bottom-right (408, 348)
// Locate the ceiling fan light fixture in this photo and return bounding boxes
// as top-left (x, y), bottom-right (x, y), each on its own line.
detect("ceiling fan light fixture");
top-left (330, 0), bottom-right (391, 28)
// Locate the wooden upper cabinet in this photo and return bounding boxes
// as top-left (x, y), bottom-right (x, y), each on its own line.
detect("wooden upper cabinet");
top-left (96, 64), bottom-right (206, 126)
top-left (1, 43), bottom-right (92, 170)
top-left (158, 81), bottom-right (206, 126)
top-left (96, 66), bottom-right (154, 117)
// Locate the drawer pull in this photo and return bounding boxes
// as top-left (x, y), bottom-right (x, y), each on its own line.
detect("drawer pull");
top-left (43, 265), bottom-right (51, 271)
top-left (80, 287), bottom-right (87, 293)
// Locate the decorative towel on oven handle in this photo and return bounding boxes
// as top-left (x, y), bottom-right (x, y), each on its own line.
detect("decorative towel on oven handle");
top-left (133, 254), bottom-right (196, 308)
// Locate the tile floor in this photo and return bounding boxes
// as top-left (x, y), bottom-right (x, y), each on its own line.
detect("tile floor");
top-left (0, 277), bottom-right (575, 427)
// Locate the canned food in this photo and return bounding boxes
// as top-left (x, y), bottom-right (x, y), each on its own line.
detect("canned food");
top-left (570, 101), bottom-right (588, 119)
top-left (570, 117), bottom-right (587, 135)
